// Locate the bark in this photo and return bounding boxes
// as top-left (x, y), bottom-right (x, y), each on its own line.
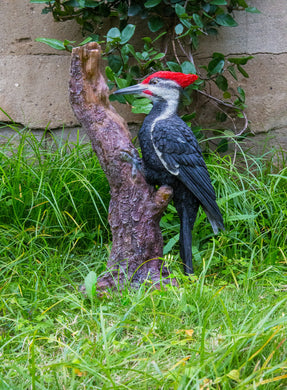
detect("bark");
top-left (69, 42), bottom-right (174, 290)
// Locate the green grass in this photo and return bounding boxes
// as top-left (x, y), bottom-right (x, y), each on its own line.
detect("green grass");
top-left (0, 127), bottom-right (286, 389)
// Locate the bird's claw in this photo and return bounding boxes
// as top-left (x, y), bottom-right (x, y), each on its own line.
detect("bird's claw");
top-left (120, 149), bottom-right (143, 178)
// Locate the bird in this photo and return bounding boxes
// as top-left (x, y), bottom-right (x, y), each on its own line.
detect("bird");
top-left (113, 71), bottom-right (224, 274)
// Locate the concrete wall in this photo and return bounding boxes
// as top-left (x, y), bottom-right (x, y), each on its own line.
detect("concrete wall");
top-left (0, 0), bottom-right (286, 153)
top-left (0, 0), bottom-right (81, 129)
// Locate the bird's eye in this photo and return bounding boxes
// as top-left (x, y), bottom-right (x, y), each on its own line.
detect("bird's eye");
top-left (150, 79), bottom-right (158, 85)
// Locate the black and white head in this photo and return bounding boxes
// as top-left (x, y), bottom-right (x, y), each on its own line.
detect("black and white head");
top-left (113, 71), bottom-right (198, 105)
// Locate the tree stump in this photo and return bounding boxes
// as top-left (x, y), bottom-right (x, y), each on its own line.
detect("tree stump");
top-left (69, 42), bottom-right (174, 290)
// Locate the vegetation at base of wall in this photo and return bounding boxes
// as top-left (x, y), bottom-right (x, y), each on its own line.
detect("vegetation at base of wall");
top-left (32, 0), bottom-right (259, 146)
top-left (1, 126), bottom-right (286, 389)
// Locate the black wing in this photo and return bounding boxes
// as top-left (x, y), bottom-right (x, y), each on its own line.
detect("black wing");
top-left (153, 116), bottom-right (224, 232)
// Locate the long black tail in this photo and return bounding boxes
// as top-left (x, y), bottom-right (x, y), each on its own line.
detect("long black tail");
top-left (173, 186), bottom-right (199, 275)
top-left (180, 166), bottom-right (224, 235)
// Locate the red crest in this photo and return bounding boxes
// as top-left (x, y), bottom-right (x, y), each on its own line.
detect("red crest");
top-left (142, 71), bottom-right (198, 88)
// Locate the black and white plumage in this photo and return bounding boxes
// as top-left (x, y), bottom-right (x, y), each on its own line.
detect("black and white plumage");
top-left (113, 71), bottom-right (224, 274)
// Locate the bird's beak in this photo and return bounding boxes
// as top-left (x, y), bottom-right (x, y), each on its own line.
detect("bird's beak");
top-left (113, 83), bottom-right (147, 96)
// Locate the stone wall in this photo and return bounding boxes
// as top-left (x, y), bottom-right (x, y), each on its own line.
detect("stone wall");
top-left (0, 0), bottom-right (286, 153)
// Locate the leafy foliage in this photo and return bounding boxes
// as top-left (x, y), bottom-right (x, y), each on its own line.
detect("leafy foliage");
top-left (32, 0), bottom-right (259, 144)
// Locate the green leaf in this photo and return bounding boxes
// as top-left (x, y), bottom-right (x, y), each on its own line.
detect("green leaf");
top-left (140, 51), bottom-right (150, 61)
top-left (151, 52), bottom-right (165, 60)
top-left (108, 55), bottom-right (122, 72)
top-left (237, 86), bottom-right (245, 102)
top-left (237, 64), bottom-right (249, 78)
top-left (106, 27), bottom-right (121, 43)
top-left (181, 61), bottom-right (196, 75)
top-left (182, 112), bottom-right (196, 122)
top-left (152, 31), bottom-right (167, 43)
top-left (208, 58), bottom-right (224, 75)
top-left (215, 75), bottom-right (228, 91)
top-left (120, 24), bottom-right (136, 44)
top-left (144, 0), bottom-right (161, 8)
top-left (167, 61), bottom-right (181, 72)
top-left (193, 13), bottom-right (203, 28)
top-left (63, 39), bottom-right (75, 46)
top-left (114, 77), bottom-right (129, 90)
top-left (84, 271), bottom-right (97, 300)
top-left (148, 16), bottom-right (164, 32)
top-left (175, 23), bottom-right (184, 35)
top-left (212, 52), bottom-right (225, 60)
top-left (105, 66), bottom-right (115, 82)
top-left (246, 7), bottom-right (260, 13)
top-left (128, 5), bottom-right (142, 16)
top-left (63, 0), bottom-right (80, 6)
top-left (236, 111), bottom-right (245, 118)
top-left (223, 91), bottom-right (231, 99)
top-left (206, 27), bottom-right (218, 36)
top-left (236, 0), bottom-right (248, 6)
top-left (175, 4), bottom-right (186, 17)
top-left (118, 49), bottom-right (131, 63)
top-left (228, 56), bottom-right (253, 65)
top-left (79, 36), bottom-right (93, 46)
top-left (191, 34), bottom-right (199, 50)
top-left (163, 233), bottom-right (179, 255)
top-left (227, 65), bottom-right (237, 80)
top-left (210, 0), bottom-right (227, 4)
top-left (130, 65), bottom-right (141, 78)
top-left (132, 98), bottom-right (153, 114)
top-left (126, 44), bottom-right (136, 56)
top-left (35, 38), bottom-right (66, 51)
top-left (216, 14), bottom-right (238, 27)
top-left (180, 18), bottom-right (192, 29)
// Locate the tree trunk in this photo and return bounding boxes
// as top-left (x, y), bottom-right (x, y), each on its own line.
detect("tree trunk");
top-left (69, 42), bottom-right (174, 290)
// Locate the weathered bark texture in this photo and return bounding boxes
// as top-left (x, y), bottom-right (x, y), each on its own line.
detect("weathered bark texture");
top-left (69, 42), bottom-right (173, 289)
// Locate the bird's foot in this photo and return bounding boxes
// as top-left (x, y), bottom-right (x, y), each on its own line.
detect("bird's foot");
top-left (120, 149), bottom-right (143, 178)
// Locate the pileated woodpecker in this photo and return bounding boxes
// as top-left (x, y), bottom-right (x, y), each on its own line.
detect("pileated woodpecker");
top-left (113, 71), bottom-right (224, 274)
